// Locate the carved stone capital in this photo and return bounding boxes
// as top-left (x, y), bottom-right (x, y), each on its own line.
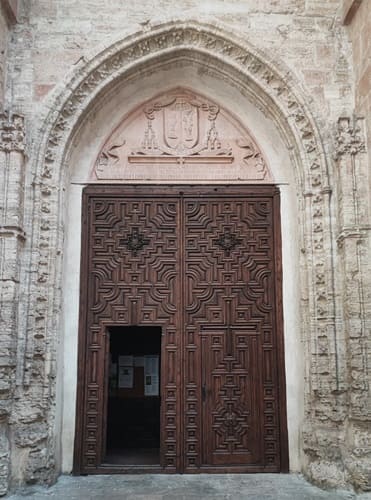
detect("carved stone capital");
top-left (0, 111), bottom-right (25, 154)
top-left (335, 116), bottom-right (366, 159)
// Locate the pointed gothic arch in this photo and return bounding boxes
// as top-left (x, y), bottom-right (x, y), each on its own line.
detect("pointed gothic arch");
top-left (21, 20), bottom-right (340, 479)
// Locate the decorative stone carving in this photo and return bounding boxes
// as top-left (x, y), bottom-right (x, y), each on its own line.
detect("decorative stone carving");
top-left (93, 90), bottom-right (271, 182)
top-left (17, 19), bottom-right (353, 493)
top-left (0, 111), bottom-right (25, 153)
top-left (335, 116), bottom-right (366, 158)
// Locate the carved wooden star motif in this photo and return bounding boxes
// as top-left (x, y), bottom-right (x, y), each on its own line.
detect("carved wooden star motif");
top-left (214, 228), bottom-right (242, 256)
top-left (119, 227), bottom-right (149, 256)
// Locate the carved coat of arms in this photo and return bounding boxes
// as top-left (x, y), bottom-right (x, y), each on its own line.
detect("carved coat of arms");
top-left (94, 89), bottom-right (272, 182)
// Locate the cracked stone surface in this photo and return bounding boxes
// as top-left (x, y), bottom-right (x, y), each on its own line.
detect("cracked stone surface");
top-left (6, 474), bottom-right (371, 499)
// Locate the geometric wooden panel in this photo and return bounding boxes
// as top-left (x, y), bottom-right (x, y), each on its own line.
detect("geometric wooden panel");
top-left (74, 185), bottom-right (288, 474)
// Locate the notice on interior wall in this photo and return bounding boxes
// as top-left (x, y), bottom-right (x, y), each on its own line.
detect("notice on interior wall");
top-left (144, 355), bottom-right (159, 396)
top-left (134, 356), bottom-right (145, 367)
top-left (110, 362), bottom-right (117, 377)
top-left (119, 355), bottom-right (133, 366)
top-left (118, 366), bottom-right (134, 388)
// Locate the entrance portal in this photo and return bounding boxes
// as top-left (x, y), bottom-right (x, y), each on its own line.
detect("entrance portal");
top-left (105, 326), bottom-right (161, 465)
top-left (73, 185), bottom-right (288, 474)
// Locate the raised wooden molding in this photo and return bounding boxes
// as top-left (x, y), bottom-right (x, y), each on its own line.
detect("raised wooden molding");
top-left (342, 0), bottom-right (363, 25)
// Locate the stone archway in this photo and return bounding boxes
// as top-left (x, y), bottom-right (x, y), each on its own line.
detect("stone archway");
top-left (72, 89), bottom-right (289, 473)
top-left (16, 20), bottom-right (341, 487)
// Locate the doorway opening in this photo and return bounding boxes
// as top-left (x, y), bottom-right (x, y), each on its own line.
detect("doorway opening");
top-left (74, 186), bottom-right (288, 473)
top-left (104, 326), bottom-right (162, 466)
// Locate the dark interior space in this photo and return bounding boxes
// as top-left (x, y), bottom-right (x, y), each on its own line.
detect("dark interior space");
top-left (104, 326), bottom-right (161, 465)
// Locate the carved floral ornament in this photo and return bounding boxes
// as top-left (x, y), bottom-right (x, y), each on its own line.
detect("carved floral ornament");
top-left (93, 90), bottom-right (272, 182)
top-left (335, 116), bottom-right (366, 159)
top-left (0, 111), bottom-right (25, 153)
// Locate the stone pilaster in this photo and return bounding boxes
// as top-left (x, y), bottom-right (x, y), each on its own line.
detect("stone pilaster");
top-left (0, 111), bottom-right (25, 495)
top-left (335, 116), bottom-right (371, 491)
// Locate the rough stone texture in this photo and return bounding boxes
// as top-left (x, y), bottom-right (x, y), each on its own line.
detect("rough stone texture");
top-left (6, 473), bottom-right (371, 500)
top-left (0, 0), bottom-right (370, 496)
top-left (0, 6), bottom-right (10, 105)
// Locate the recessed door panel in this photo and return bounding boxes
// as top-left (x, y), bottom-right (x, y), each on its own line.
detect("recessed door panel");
top-left (201, 330), bottom-right (261, 466)
top-left (183, 194), bottom-right (283, 471)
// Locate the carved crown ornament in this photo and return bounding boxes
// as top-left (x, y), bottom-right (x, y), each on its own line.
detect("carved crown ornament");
top-left (0, 111), bottom-right (25, 153)
top-left (92, 89), bottom-right (272, 182)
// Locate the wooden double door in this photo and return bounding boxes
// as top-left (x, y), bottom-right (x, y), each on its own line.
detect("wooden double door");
top-left (74, 185), bottom-right (288, 474)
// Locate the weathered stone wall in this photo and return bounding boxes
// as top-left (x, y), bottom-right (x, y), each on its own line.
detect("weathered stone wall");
top-left (345, 0), bottom-right (371, 166)
top-left (27, 0), bottom-right (346, 120)
top-left (0, 4), bottom-right (10, 105)
top-left (0, 0), bottom-right (370, 495)
top-left (0, 2), bottom-right (23, 496)
top-left (334, 0), bottom-right (371, 492)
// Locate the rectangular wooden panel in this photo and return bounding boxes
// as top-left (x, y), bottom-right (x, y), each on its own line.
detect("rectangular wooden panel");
top-left (74, 188), bottom-right (182, 473)
top-left (183, 190), bottom-right (286, 472)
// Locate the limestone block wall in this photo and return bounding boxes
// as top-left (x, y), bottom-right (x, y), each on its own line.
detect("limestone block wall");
top-left (337, 0), bottom-right (371, 491)
top-left (0, 0), bottom-right (370, 495)
top-left (0, 2), bottom-right (22, 497)
top-left (345, 0), bottom-right (371, 171)
top-left (24, 0), bottom-right (347, 121)
top-left (0, 4), bottom-right (11, 104)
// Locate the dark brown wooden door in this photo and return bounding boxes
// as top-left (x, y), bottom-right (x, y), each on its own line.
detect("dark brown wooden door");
top-left (74, 185), bottom-right (288, 474)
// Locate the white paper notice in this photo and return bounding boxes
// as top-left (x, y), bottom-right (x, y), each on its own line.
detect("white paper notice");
top-left (119, 355), bottom-right (133, 366)
top-left (118, 366), bottom-right (134, 388)
top-left (144, 355), bottom-right (159, 396)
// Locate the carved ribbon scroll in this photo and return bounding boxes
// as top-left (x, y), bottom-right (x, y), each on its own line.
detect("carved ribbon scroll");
top-left (93, 89), bottom-right (273, 182)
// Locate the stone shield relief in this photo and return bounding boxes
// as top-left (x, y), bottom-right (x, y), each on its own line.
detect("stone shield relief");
top-left (93, 89), bottom-right (272, 182)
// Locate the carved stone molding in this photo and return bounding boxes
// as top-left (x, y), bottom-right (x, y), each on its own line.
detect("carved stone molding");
top-left (335, 116), bottom-right (366, 159)
top-left (0, 111), bottom-right (25, 153)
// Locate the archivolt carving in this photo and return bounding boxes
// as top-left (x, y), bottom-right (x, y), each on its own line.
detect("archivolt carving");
top-left (22, 20), bottom-right (338, 480)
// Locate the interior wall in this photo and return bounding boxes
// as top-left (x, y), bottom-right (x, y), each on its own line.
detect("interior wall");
top-left (60, 62), bottom-right (303, 473)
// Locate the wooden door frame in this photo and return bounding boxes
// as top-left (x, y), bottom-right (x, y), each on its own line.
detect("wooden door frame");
top-left (73, 184), bottom-right (289, 474)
